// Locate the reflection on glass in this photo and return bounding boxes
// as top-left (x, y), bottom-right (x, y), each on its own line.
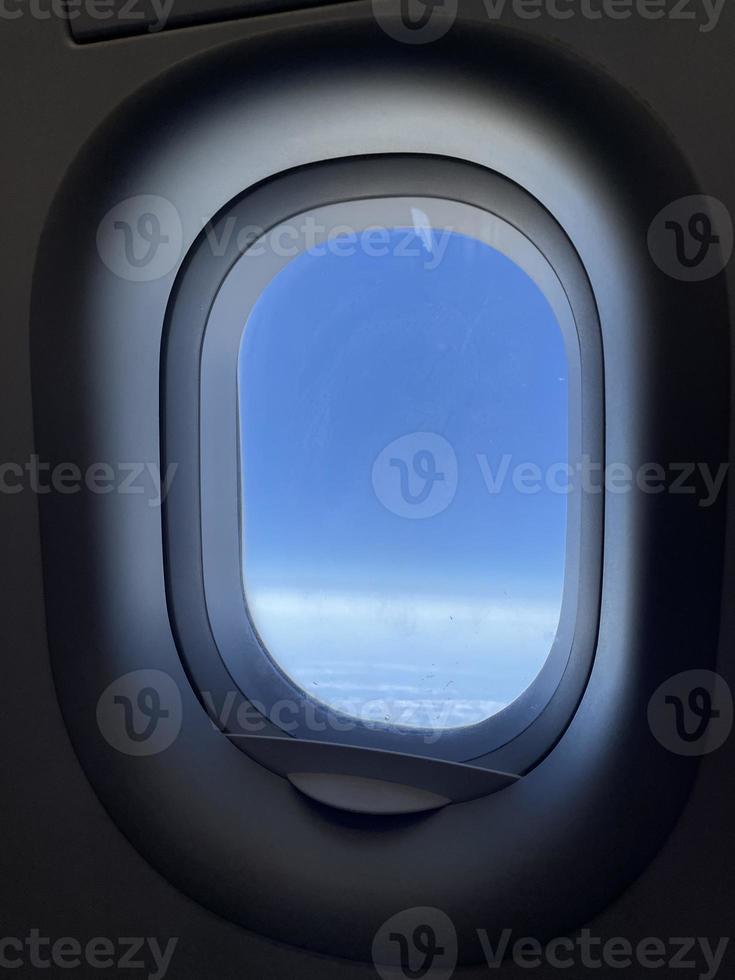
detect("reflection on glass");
top-left (238, 226), bottom-right (568, 730)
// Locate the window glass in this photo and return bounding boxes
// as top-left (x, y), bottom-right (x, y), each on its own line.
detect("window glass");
top-left (238, 226), bottom-right (568, 731)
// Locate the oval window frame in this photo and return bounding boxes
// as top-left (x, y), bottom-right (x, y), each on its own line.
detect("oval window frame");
top-left (162, 155), bottom-right (604, 771)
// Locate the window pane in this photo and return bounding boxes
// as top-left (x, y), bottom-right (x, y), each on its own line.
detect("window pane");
top-left (238, 225), bottom-right (568, 731)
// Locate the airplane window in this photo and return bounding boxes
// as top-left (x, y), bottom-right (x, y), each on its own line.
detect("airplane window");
top-left (237, 223), bottom-right (570, 732)
top-left (34, 27), bottom-right (724, 952)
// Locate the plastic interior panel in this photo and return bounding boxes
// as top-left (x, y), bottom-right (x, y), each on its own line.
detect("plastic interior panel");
top-left (32, 22), bottom-right (729, 965)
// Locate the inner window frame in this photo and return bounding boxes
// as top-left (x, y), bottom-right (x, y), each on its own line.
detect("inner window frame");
top-left (161, 155), bottom-right (604, 772)
top-left (202, 198), bottom-right (580, 752)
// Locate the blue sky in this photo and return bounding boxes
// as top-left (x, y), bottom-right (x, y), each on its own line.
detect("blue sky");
top-left (238, 227), bottom-right (568, 730)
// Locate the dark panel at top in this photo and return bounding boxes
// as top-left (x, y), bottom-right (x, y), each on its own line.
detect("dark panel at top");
top-left (69, 0), bottom-right (348, 43)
